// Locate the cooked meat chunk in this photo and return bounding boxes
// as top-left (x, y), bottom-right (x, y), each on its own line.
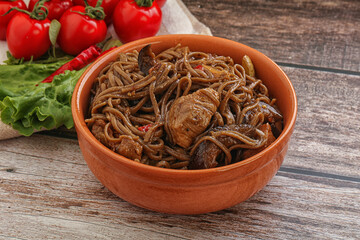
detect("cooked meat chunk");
top-left (91, 119), bottom-right (107, 145)
top-left (241, 123), bottom-right (276, 160)
top-left (166, 88), bottom-right (220, 148)
top-left (189, 124), bottom-right (257, 169)
top-left (116, 137), bottom-right (143, 160)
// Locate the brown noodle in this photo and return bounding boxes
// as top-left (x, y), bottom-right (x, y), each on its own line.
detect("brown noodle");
top-left (86, 44), bottom-right (282, 169)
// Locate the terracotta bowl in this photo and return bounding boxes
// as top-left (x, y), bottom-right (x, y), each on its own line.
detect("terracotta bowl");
top-left (71, 34), bottom-right (297, 214)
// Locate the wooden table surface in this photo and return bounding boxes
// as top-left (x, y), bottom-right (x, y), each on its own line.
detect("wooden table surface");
top-left (1, 0), bottom-right (359, 239)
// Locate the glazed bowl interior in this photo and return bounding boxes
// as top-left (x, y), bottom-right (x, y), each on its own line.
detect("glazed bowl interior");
top-left (72, 34), bottom-right (297, 214)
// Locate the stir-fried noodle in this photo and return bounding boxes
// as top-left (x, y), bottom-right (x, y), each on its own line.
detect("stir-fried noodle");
top-left (86, 44), bottom-right (283, 169)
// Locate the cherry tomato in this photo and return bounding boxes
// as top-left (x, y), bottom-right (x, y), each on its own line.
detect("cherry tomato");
top-left (113, 0), bottom-right (162, 43)
top-left (57, 6), bottom-right (107, 55)
top-left (6, 12), bottom-right (51, 60)
top-left (72, 0), bottom-right (120, 25)
top-left (0, 0), bottom-right (27, 40)
top-left (28, 0), bottom-right (73, 20)
top-left (155, 0), bottom-right (166, 8)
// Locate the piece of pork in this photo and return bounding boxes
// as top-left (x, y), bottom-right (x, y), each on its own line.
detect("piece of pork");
top-left (91, 120), bottom-right (143, 160)
top-left (115, 136), bottom-right (143, 161)
top-left (91, 119), bottom-right (107, 145)
top-left (166, 88), bottom-right (220, 149)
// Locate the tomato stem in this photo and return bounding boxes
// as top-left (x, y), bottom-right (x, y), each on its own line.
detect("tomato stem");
top-left (31, 0), bottom-right (49, 20)
top-left (2, 0), bottom-right (49, 20)
top-left (135, 0), bottom-right (154, 7)
top-left (75, 0), bottom-right (105, 20)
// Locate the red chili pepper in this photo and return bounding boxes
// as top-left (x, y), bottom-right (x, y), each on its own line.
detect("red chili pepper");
top-left (194, 64), bottom-right (204, 70)
top-left (138, 124), bottom-right (152, 132)
top-left (41, 45), bottom-right (102, 83)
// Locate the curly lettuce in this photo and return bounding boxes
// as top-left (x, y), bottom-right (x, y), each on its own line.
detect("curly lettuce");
top-left (0, 61), bottom-right (86, 136)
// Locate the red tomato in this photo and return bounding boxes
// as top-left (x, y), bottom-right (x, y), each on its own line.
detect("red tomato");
top-left (113, 0), bottom-right (162, 43)
top-left (57, 6), bottom-right (107, 55)
top-left (29, 0), bottom-right (73, 20)
top-left (0, 0), bottom-right (27, 40)
top-left (6, 12), bottom-right (51, 60)
top-left (155, 0), bottom-right (166, 8)
top-left (72, 0), bottom-right (120, 25)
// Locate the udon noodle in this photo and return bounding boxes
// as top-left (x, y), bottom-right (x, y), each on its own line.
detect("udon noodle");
top-left (85, 44), bottom-right (283, 170)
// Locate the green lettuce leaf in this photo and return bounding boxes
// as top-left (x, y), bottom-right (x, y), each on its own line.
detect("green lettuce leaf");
top-left (0, 61), bottom-right (86, 136)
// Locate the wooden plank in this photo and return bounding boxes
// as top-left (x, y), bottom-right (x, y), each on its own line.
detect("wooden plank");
top-left (0, 212), bottom-right (185, 240)
top-left (182, 0), bottom-right (360, 72)
top-left (1, 152), bottom-right (359, 239)
top-left (281, 66), bottom-right (360, 177)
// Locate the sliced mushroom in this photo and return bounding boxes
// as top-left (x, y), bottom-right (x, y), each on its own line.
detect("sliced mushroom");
top-left (189, 124), bottom-right (257, 169)
top-left (241, 123), bottom-right (276, 160)
top-left (258, 101), bottom-right (283, 123)
top-left (138, 44), bottom-right (156, 75)
top-left (243, 101), bottom-right (283, 125)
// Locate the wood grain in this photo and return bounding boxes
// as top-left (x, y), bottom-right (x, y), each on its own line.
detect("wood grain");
top-left (1, 135), bottom-right (359, 239)
top-left (282, 66), bottom-right (360, 177)
top-left (183, 0), bottom-right (360, 72)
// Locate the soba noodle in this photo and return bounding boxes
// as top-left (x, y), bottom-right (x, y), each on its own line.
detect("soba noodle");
top-left (85, 44), bottom-right (282, 170)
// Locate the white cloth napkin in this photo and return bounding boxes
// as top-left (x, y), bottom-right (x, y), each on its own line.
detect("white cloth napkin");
top-left (0, 0), bottom-right (212, 140)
